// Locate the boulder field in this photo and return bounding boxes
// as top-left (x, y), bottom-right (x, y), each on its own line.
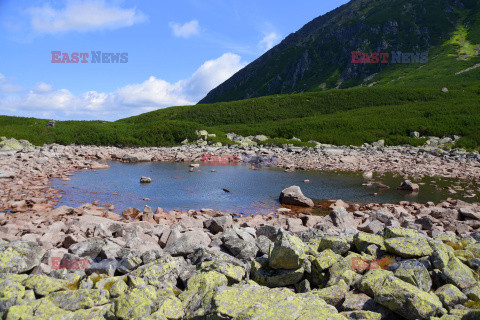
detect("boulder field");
top-left (0, 141), bottom-right (479, 318)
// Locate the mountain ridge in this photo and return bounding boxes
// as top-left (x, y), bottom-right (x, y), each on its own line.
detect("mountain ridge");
top-left (199, 0), bottom-right (480, 104)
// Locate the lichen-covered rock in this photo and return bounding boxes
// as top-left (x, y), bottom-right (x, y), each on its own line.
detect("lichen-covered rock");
top-left (429, 239), bottom-right (454, 269)
top-left (358, 269), bottom-right (442, 320)
top-left (390, 260), bottom-right (432, 292)
top-left (441, 257), bottom-right (479, 290)
top-left (384, 227), bottom-right (422, 239)
top-left (178, 271), bottom-right (228, 319)
top-left (311, 280), bottom-right (349, 308)
top-left (0, 241), bottom-right (44, 274)
top-left (435, 284), bottom-right (468, 308)
top-left (113, 286), bottom-right (158, 319)
top-left (384, 237), bottom-right (433, 258)
top-left (45, 288), bottom-right (110, 311)
top-left (0, 279), bottom-right (25, 313)
top-left (223, 237), bottom-right (258, 260)
top-left (353, 232), bottom-right (385, 253)
top-left (5, 298), bottom-right (66, 320)
top-left (318, 237), bottom-right (351, 255)
top-left (130, 255), bottom-right (185, 288)
top-left (328, 252), bottom-right (363, 287)
top-left (198, 261), bottom-right (245, 284)
top-left (269, 232), bottom-right (306, 269)
top-left (23, 274), bottom-right (67, 296)
top-left (110, 278), bottom-right (129, 298)
top-left (0, 138), bottom-right (34, 151)
top-left (312, 249), bottom-right (342, 271)
top-left (211, 284), bottom-right (348, 319)
top-left (251, 258), bottom-right (304, 287)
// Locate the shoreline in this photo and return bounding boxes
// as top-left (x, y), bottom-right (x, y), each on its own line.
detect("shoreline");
top-left (1, 143), bottom-right (480, 216)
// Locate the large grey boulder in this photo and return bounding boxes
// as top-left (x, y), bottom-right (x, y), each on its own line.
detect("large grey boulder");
top-left (164, 230), bottom-right (211, 257)
top-left (279, 186), bottom-right (314, 207)
top-left (0, 241), bottom-right (44, 274)
top-left (269, 231), bottom-right (306, 270)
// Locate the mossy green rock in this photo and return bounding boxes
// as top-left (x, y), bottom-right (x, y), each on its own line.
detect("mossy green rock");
top-left (0, 138), bottom-right (33, 151)
top-left (311, 280), bottom-right (349, 307)
top-left (179, 271), bottom-right (228, 319)
top-left (199, 261), bottom-right (245, 284)
top-left (211, 284), bottom-right (348, 319)
top-left (269, 232), bottom-right (306, 270)
top-left (109, 279), bottom-right (129, 298)
top-left (251, 259), bottom-right (304, 287)
top-left (384, 227), bottom-right (422, 239)
top-left (0, 242), bottom-right (44, 274)
top-left (318, 237), bottom-right (350, 255)
top-left (442, 257), bottom-right (479, 290)
top-left (429, 239), bottom-right (454, 269)
top-left (384, 237), bottom-right (433, 258)
top-left (435, 284), bottom-right (468, 308)
top-left (312, 249), bottom-right (342, 271)
top-left (5, 298), bottom-right (67, 320)
top-left (113, 285), bottom-right (158, 320)
top-left (391, 260), bottom-right (432, 292)
top-left (353, 232), bottom-right (385, 252)
top-left (130, 255), bottom-right (184, 288)
top-left (24, 274), bottom-right (67, 296)
top-left (465, 243), bottom-right (480, 258)
top-left (45, 288), bottom-right (109, 311)
top-left (328, 252), bottom-right (363, 286)
top-left (0, 279), bottom-right (25, 312)
top-left (358, 269), bottom-right (442, 320)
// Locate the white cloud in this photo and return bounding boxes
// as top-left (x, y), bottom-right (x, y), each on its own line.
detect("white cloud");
top-left (259, 32), bottom-right (281, 52)
top-left (28, 0), bottom-right (147, 34)
top-left (33, 82), bottom-right (53, 93)
top-left (169, 20), bottom-right (200, 38)
top-left (0, 74), bottom-right (5, 85)
top-left (0, 53), bottom-right (247, 120)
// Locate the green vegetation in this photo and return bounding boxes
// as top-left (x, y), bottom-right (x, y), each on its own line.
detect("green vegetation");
top-left (1, 85), bottom-right (479, 150)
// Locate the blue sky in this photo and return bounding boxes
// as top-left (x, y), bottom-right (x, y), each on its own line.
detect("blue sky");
top-left (0, 0), bottom-right (349, 120)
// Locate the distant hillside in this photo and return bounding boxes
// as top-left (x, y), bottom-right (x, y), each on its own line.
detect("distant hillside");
top-left (199, 0), bottom-right (480, 103)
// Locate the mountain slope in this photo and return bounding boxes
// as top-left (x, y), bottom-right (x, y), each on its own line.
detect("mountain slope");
top-left (199, 0), bottom-right (480, 104)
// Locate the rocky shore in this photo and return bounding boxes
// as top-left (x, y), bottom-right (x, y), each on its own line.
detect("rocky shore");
top-left (0, 141), bottom-right (480, 319)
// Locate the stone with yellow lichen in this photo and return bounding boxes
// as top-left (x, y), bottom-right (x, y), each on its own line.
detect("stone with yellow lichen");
top-left (251, 258), bottom-right (304, 287)
top-left (384, 237), bottom-right (433, 258)
top-left (442, 257), bottom-right (479, 290)
top-left (198, 260), bottom-right (245, 284)
top-left (353, 232), bottom-right (386, 252)
top-left (109, 278), bottom-right (129, 298)
top-left (113, 285), bottom-right (158, 320)
top-left (310, 280), bottom-right (349, 307)
top-left (317, 236), bottom-right (351, 255)
top-left (130, 255), bottom-right (185, 288)
top-left (269, 231), bottom-right (306, 270)
top-left (312, 249), bottom-right (342, 271)
top-left (23, 274), bottom-right (67, 296)
top-left (327, 252), bottom-right (364, 287)
top-left (384, 226), bottom-right (422, 239)
top-left (435, 284), bottom-right (468, 308)
top-left (45, 288), bottom-right (110, 311)
top-left (358, 269), bottom-right (443, 320)
top-left (0, 242), bottom-right (44, 274)
top-left (210, 284), bottom-right (348, 319)
top-left (179, 270), bottom-right (228, 319)
top-left (0, 279), bottom-right (25, 313)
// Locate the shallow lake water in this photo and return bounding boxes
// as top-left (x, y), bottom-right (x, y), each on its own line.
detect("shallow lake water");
top-left (50, 161), bottom-right (479, 215)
